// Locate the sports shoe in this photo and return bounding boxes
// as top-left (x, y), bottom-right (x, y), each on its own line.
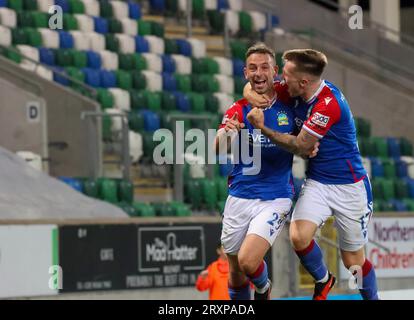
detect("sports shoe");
top-left (254, 280), bottom-right (272, 300)
top-left (313, 273), bottom-right (336, 300)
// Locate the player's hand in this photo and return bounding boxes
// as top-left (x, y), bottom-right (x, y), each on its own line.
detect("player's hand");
top-left (247, 107), bottom-right (265, 129)
top-left (309, 141), bottom-right (320, 158)
top-left (199, 270), bottom-right (208, 279)
top-left (224, 112), bottom-right (245, 132)
top-left (243, 82), bottom-right (272, 108)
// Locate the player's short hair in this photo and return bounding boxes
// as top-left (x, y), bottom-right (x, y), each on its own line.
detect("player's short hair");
top-left (245, 43), bottom-right (276, 64)
top-left (282, 49), bottom-right (328, 77)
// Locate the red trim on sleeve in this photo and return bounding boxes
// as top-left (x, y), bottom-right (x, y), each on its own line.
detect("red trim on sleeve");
top-left (218, 99), bottom-right (246, 129)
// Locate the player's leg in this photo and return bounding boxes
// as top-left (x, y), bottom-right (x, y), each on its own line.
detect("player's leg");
top-left (226, 254), bottom-right (251, 300)
top-left (239, 198), bottom-right (292, 299)
top-left (221, 195), bottom-right (255, 300)
top-left (333, 177), bottom-right (378, 300)
top-left (290, 179), bottom-right (335, 299)
top-left (340, 248), bottom-right (378, 300)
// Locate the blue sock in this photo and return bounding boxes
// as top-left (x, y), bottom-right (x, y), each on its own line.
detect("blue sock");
top-left (295, 239), bottom-right (328, 282)
top-left (228, 281), bottom-right (251, 300)
top-left (359, 260), bottom-right (379, 300)
top-left (247, 260), bottom-right (268, 290)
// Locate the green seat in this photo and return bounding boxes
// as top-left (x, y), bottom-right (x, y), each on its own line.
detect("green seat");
top-left (17, 12), bottom-right (34, 28)
top-left (132, 53), bottom-right (147, 70)
top-left (217, 200), bottom-right (226, 214)
top-left (204, 57), bottom-right (219, 74)
top-left (216, 177), bottom-right (228, 201)
top-left (166, 0), bottom-right (178, 14)
top-left (128, 110), bottom-right (145, 131)
top-left (233, 94), bottom-right (243, 101)
top-left (371, 179), bottom-right (384, 201)
top-left (63, 14), bottom-right (78, 30)
top-left (153, 203), bottom-right (175, 217)
top-left (71, 50), bottom-right (87, 68)
top-left (191, 58), bottom-right (207, 74)
top-left (115, 70), bottom-right (132, 90)
top-left (234, 77), bottom-right (247, 95)
top-left (69, 0), bottom-right (85, 14)
top-left (138, 20), bottom-right (152, 36)
top-left (99, 1), bottom-right (113, 18)
top-left (131, 71), bottom-right (147, 90)
top-left (359, 137), bottom-right (376, 157)
top-left (117, 202), bottom-right (136, 216)
top-left (161, 92), bottom-right (176, 111)
top-left (24, 28), bottom-right (42, 47)
top-left (82, 179), bottom-right (98, 198)
top-left (403, 198), bottom-right (414, 211)
top-left (129, 89), bottom-right (146, 110)
top-left (354, 117), bottom-right (371, 138)
top-left (97, 88), bottom-right (114, 109)
top-left (205, 94), bottom-right (219, 113)
top-left (161, 111), bottom-right (191, 131)
top-left (400, 138), bottom-right (413, 156)
top-left (119, 53), bottom-right (134, 70)
top-left (132, 202), bottom-right (156, 217)
top-left (192, 74), bottom-right (219, 93)
top-left (164, 39), bottom-right (179, 55)
top-left (65, 67), bottom-right (85, 87)
top-left (188, 92), bottom-right (205, 113)
top-left (372, 137), bottom-right (388, 158)
top-left (151, 21), bottom-right (164, 37)
top-left (108, 18), bottom-right (123, 33)
top-left (395, 179), bottom-right (408, 199)
top-left (381, 179), bottom-right (395, 201)
top-left (170, 201), bottom-right (191, 217)
top-left (98, 178), bottom-right (119, 204)
top-left (382, 200), bottom-right (395, 212)
top-left (230, 40), bottom-right (248, 60)
top-left (144, 91), bottom-right (162, 112)
top-left (32, 12), bottom-right (49, 28)
top-left (8, 0), bottom-right (23, 11)
top-left (105, 34), bottom-right (120, 52)
top-left (102, 113), bottom-right (112, 140)
top-left (55, 49), bottom-right (73, 67)
top-left (382, 159), bottom-right (396, 179)
top-left (12, 29), bottom-right (28, 45)
top-left (175, 74), bottom-right (192, 92)
top-left (185, 179), bottom-right (202, 209)
top-left (192, 0), bottom-right (205, 19)
top-left (373, 199), bottom-right (384, 212)
top-left (143, 132), bottom-right (158, 157)
top-left (23, 0), bottom-right (38, 10)
top-left (200, 179), bottom-right (218, 210)
top-left (276, 52), bottom-right (283, 71)
top-left (207, 10), bottom-right (224, 33)
top-left (2, 47), bottom-right (21, 64)
top-left (118, 180), bottom-right (134, 204)
top-left (239, 11), bottom-right (253, 34)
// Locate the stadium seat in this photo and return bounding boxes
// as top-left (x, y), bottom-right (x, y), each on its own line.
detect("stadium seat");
top-left (216, 177), bottom-right (228, 202)
top-left (170, 201), bottom-right (191, 217)
top-left (389, 199), bottom-right (407, 212)
top-left (128, 109), bottom-right (145, 130)
top-left (162, 54), bottom-right (176, 73)
top-left (372, 137), bottom-right (388, 158)
top-left (128, 0), bottom-right (141, 19)
top-left (0, 26), bottom-right (12, 47)
top-left (185, 179), bottom-right (202, 209)
top-left (361, 157), bottom-right (372, 177)
top-left (400, 138), bottom-right (413, 156)
top-left (111, 1), bottom-right (129, 19)
top-left (93, 16), bottom-right (109, 34)
top-left (144, 35), bottom-right (165, 54)
top-left (162, 72), bottom-right (178, 91)
top-left (96, 88), bottom-right (114, 109)
top-left (135, 35), bottom-right (150, 53)
top-left (39, 28), bottom-right (60, 48)
top-left (115, 69), bottom-right (132, 89)
top-left (215, 92), bottom-right (235, 114)
top-left (87, 32), bottom-right (106, 51)
top-left (55, 49), bottom-right (73, 67)
top-left (133, 202), bottom-right (156, 217)
top-left (161, 91), bottom-right (177, 111)
top-left (143, 90), bottom-right (162, 112)
top-left (369, 157), bottom-right (384, 178)
top-left (382, 158), bottom-right (396, 179)
top-left (230, 40), bottom-right (247, 60)
top-left (108, 18), bottom-right (123, 33)
top-left (59, 177), bottom-right (83, 192)
top-left (86, 50), bottom-right (102, 69)
top-left (187, 38), bottom-right (206, 58)
top-left (118, 179), bottom-right (134, 204)
top-left (82, 67), bottom-right (100, 87)
top-left (188, 92), bottom-right (205, 113)
top-left (176, 39), bottom-right (192, 56)
top-left (207, 10), bottom-right (224, 33)
top-left (81, 0), bottom-right (100, 17)
top-left (142, 70), bottom-right (162, 91)
top-left (401, 156), bottom-right (414, 178)
top-left (171, 54), bottom-right (191, 74)
top-left (232, 58), bottom-right (244, 77)
top-left (395, 158), bottom-right (408, 178)
top-left (39, 48), bottom-right (56, 66)
top-left (120, 17), bottom-right (137, 36)
top-left (173, 92), bottom-right (191, 112)
top-left (82, 178), bottom-right (99, 198)
top-left (72, 50), bottom-right (87, 68)
top-left (63, 13), bottom-right (79, 30)
top-left (200, 178), bottom-right (217, 210)
top-left (53, 67), bottom-right (69, 86)
top-left (109, 88), bottom-right (131, 111)
top-left (75, 14), bottom-right (94, 32)
top-left (104, 108), bottom-right (123, 133)
top-left (175, 74), bottom-right (191, 92)
top-left (58, 31), bottom-right (74, 49)
top-left (0, 8), bottom-right (17, 28)
top-left (132, 53), bottom-right (147, 70)
top-left (394, 179), bottom-right (409, 199)
top-left (138, 19), bottom-right (152, 36)
top-left (99, 69), bottom-right (116, 88)
top-left (387, 137), bottom-right (401, 158)
top-left (131, 71), bottom-right (147, 90)
top-left (99, 50), bottom-right (119, 70)
top-left (142, 53), bottom-right (162, 72)
top-left (99, 0), bottom-right (113, 18)
top-left (66, 66), bottom-right (85, 88)
top-left (215, 74), bottom-right (234, 94)
top-left (250, 11), bottom-right (267, 32)
top-left (129, 130), bottom-right (143, 162)
top-left (38, 0), bottom-right (54, 13)
top-left (98, 178), bottom-right (118, 203)
top-left (225, 10), bottom-right (240, 35)
top-left (142, 110), bottom-right (161, 132)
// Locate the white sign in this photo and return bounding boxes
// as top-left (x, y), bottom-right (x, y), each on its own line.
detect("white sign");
top-left (367, 217), bottom-right (414, 278)
top-left (0, 225), bottom-right (59, 298)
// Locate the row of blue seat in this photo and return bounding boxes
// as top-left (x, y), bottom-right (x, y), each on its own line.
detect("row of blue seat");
top-left (150, 0), bottom-right (231, 12)
top-left (369, 157), bottom-right (410, 178)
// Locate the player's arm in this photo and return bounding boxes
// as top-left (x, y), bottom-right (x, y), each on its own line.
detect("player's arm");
top-left (243, 82), bottom-right (271, 108)
top-left (247, 107), bottom-right (319, 158)
top-left (214, 112), bottom-right (244, 155)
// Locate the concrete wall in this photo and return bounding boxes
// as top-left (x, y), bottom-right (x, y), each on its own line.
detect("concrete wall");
top-left (0, 56), bottom-right (102, 178)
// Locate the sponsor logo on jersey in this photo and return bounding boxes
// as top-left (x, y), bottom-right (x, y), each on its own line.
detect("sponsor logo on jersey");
top-left (277, 111), bottom-right (289, 126)
top-left (311, 112), bottom-right (330, 127)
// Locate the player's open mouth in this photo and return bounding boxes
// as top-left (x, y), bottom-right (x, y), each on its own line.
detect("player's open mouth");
top-left (254, 80), bottom-right (266, 85)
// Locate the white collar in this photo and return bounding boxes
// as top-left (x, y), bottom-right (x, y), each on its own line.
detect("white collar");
top-left (306, 80), bottom-right (326, 103)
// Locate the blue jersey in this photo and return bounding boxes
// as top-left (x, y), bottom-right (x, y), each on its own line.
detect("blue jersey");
top-left (277, 80), bottom-right (367, 184)
top-left (219, 98), bottom-right (296, 201)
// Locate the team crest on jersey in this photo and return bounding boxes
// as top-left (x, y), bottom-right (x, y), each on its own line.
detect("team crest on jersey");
top-left (277, 112), bottom-right (289, 126)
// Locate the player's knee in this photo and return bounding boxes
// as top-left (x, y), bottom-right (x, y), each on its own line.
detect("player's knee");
top-left (238, 254), bottom-right (259, 276)
top-left (290, 231), bottom-right (312, 251)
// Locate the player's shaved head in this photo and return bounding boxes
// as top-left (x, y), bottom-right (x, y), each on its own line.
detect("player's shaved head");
top-left (282, 49), bottom-right (328, 77)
